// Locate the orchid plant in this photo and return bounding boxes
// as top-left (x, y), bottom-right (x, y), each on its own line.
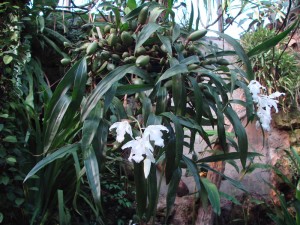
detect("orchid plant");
top-left (109, 120), bottom-right (169, 178)
top-left (248, 80), bottom-right (285, 131)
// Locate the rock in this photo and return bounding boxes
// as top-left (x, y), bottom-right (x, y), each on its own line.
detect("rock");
top-left (289, 129), bottom-right (300, 145)
top-left (274, 111), bottom-right (300, 130)
top-left (177, 180), bottom-right (189, 197)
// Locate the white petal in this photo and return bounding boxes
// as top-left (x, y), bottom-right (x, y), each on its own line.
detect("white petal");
top-left (143, 158), bottom-right (152, 178)
top-left (144, 125), bottom-right (168, 147)
top-left (269, 91), bottom-right (285, 99)
top-left (109, 121), bottom-right (133, 143)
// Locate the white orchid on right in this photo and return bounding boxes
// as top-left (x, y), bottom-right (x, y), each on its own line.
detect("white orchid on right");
top-left (109, 121), bottom-right (169, 178)
top-left (248, 80), bottom-right (284, 131)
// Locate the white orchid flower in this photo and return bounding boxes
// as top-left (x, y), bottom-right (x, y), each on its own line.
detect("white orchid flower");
top-left (109, 120), bottom-right (133, 143)
top-left (143, 125), bottom-right (169, 147)
top-left (248, 80), bottom-right (284, 131)
top-left (121, 136), bottom-right (155, 178)
top-left (256, 105), bottom-right (272, 131)
top-left (248, 80), bottom-right (265, 102)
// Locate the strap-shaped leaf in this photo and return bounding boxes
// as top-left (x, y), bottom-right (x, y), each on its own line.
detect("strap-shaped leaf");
top-left (164, 122), bottom-right (176, 184)
top-left (212, 31), bottom-right (254, 81)
top-left (156, 64), bottom-right (188, 84)
top-left (200, 163), bottom-right (247, 192)
top-left (146, 164), bottom-right (158, 220)
top-left (161, 112), bottom-right (184, 167)
top-left (183, 156), bottom-right (201, 192)
top-left (197, 152), bottom-right (262, 163)
top-left (84, 146), bottom-right (101, 208)
top-left (116, 84), bottom-right (153, 96)
top-left (247, 19), bottom-right (299, 57)
top-left (172, 23), bottom-right (180, 43)
top-left (172, 74), bottom-right (186, 116)
top-left (148, 6), bottom-right (165, 23)
top-left (24, 143), bottom-right (80, 182)
top-left (180, 55), bottom-right (200, 65)
top-left (133, 162), bottom-right (147, 219)
top-left (188, 77), bottom-right (203, 123)
top-left (135, 23), bottom-right (160, 53)
top-left (45, 57), bottom-right (86, 121)
top-left (200, 178), bottom-right (221, 215)
top-left (157, 33), bottom-right (172, 55)
top-left (156, 86), bottom-right (167, 114)
top-left (81, 102), bottom-right (102, 153)
top-left (82, 64), bottom-right (137, 121)
top-left (224, 107), bottom-right (248, 168)
top-left (43, 95), bottom-right (71, 153)
top-left (166, 168), bottom-right (181, 219)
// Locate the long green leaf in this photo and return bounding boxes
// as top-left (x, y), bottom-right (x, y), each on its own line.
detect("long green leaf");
top-left (134, 162), bottom-right (147, 219)
top-left (44, 27), bottom-right (71, 44)
top-left (156, 64), bottom-right (188, 84)
top-left (211, 31), bottom-right (254, 80)
top-left (81, 102), bottom-right (102, 152)
top-left (161, 112), bottom-right (184, 167)
top-left (224, 107), bottom-right (248, 168)
top-left (148, 6), bottom-right (165, 23)
top-left (24, 143), bottom-right (80, 182)
top-left (197, 152), bottom-right (262, 163)
top-left (135, 23), bottom-right (160, 53)
top-left (82, 64), bottom-right (136, 120)
top-left (45, 57), bottom-right (86, 120)
top-left (166, 168), bottom-right (181, 219)
top-left (183, 156), bottom-right (201, 192)
top-left (248, 19), bottom-right (299, 57)
top-left (201, 177), bottom-right (221, 215)
top-left (157, 33), bottom-right (172, 55)
top-left (43, 95), bottom-right (71, 152)
top-left (84, 146), bottom-right (101, 208)
top-left (165, 122), bottom-right (176, 184)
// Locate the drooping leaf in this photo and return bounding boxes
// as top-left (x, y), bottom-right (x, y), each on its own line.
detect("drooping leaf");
top-left (201, 177), bottom-right (221, 215)
top-left (211, 31), bottom-right (254, 80)
top-left (148, 6), bottom-right (165, 23)
top-left (24, 143), bottom-right (80, 182)
top-left (166, 168), bottom-right (181, 219)
top-left (224, 107), bottom-right (248, 168)
top-left (157, 33), bottom-right (172, 55)
top-left (161, 112), bottom-right (184, 167)
top-left (156, 64), bottom-right (188, 84)
top-left (133, 162), bottom-right (147, 219)
top-left (81, 102), bottom-right (102, 152)
top-left (197, 152), bottom-right (262, 163)
top-left (84, 146), bottom-right (101, 208)
top-left (82, 64), bottom-right (137, 120)
top-left (183, 156), bottom-right (201, 192)
top-left (45, 57), bottom-right (86, 120)
top-left (247, 19), bottom-right (299, 57)
top-left (43, 95), bottom-right (71, 152)
top-left (135, 23), bottom-right (160, 53)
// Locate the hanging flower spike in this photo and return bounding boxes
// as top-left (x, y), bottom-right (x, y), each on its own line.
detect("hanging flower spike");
top-left (109, 120), bottom-right (133, 143)
top-left (256, 105), bottom-right (272, 131)
top-left (248, 80), bottom-right (265, 102)
top-left (143, 125), bottom-right (169, 147)
top-left (248, 80), bottom-right (285, 131)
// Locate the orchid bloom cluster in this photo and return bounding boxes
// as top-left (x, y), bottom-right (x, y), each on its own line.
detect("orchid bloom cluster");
top-left (248, 80), bottom-right (285, 131)
top-left (109, 120), bottom-right (168, 178)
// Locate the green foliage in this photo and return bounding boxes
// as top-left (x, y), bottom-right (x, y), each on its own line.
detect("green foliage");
top-left (241, 27), bottom-right (300, 107)
top-left (267, 148), bottom-right (300, 225)
top-left (1, 0), bottom-right (261, 224)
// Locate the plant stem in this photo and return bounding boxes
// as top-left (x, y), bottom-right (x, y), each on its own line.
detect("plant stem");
top-left (151, 161), bottom-right (166, 225)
